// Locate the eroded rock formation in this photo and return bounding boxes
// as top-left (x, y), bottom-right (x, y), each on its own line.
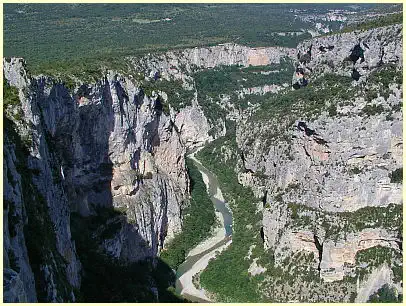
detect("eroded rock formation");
top-left (236, 24), bottom-right (402, 297)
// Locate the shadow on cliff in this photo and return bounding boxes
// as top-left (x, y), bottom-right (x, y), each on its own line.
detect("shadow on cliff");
top-left (34, 78), bottom-right (184, 302)
top-left (70, 209), bottom-right (187, 302)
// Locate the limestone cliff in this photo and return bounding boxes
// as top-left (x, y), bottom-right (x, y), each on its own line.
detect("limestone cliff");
top-left (236, 24), bottom-right (402, 301)
top-left (3, 42), bottom-right (295, 302)
top-left (3, 58), bottom-right (189, 301)
top-left (132, 43), bottom-right (296, 80)
top-left (127, 43), bottom-right (296, 144)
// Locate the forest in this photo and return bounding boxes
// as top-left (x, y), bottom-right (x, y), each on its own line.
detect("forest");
top-left (4, 3), bottom-right (380, 74)
top-left (196, 126), bottom-right (266, 302)
top-left (336, 12), bottom-right (402, 34)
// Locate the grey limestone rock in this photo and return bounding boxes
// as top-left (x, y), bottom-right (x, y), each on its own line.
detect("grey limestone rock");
top-left (236, 24), bottom-right (403, 289)
top-left (3, 57), bottom-right (190, 301)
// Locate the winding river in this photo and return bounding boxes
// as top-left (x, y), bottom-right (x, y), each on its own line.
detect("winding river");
top-left (174, 150), bottom-right (233, 302)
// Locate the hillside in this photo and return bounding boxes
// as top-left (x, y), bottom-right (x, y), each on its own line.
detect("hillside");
top-left (3, 4), bottom-right (403, 303)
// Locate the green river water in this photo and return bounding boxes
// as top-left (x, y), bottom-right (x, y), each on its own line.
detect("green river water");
top-left (174, 155), bottom-right (233, 302)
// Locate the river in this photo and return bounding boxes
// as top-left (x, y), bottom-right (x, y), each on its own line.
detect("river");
top-left (174, 150), bottom-right (233, 302)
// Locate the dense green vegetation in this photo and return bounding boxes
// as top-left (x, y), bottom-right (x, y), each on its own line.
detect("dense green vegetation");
top-left (336, 12), bottom-right (402, 35)
top-left (3, 79), bottom-right (20, 108)
top-left (252, 73), bottom-right (354, 122)
top-left (70, 209), bottom-right (186, 302)
top-left (196, 126), bottom-right (265, 302)
top-left (4, 4), bottom-right (386, 76)
top-left (361, 104), bottom-right (385, 116)
top-left (194, 59), bottom-right (293, 98)
top-left (369, 64), bottom-right (403, 88)
top-left (160, 158), bottom-right (216, 270)
top-left (3, 79), bottom-right (24, 122)
top-left (3, 3), bottom-right (318, 71)
top-left (355, 246), bottom-right (403, 284)
top-left (389, 168), bottom-right (403, 184)
top-left (368, 284), bottom-right (402, 303)
top-left (23, 55), bottom-right (131, 84)
top-left (366, 64), bottom-right (403, 104)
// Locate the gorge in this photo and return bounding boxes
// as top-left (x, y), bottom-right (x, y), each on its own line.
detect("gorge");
top-left (3, 5), bottom-right (403, 303)
top-left (175, 151), bottom-right (233, 302)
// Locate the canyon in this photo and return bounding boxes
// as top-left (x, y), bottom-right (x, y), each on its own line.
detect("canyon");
top-left (3, 19), bottom-right (403, 303)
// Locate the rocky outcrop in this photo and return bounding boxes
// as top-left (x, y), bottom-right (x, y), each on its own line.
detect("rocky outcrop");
top-left (238, 83), bottom-right (289, 97)
top-left (130, 43), bottom-right (296, 146)
top-left (242, 113), bottom-right (402, 212)
top-left (355, 264), bottom-right (399, 302)
top-left (320, 229), bottom-right (399, 282)
top-left (175, 103), bottom-right (213, 149)
top-left (4, 137), bottom-right (37, 302)
top-left (236, 24), bottom-right (403, 299)
top-left (3, 269), bottom-right (29, 302)
top-left (3, 57), bottom-right (189, 301)
top-left (295, 24), bottom-right (402, 82)
top-left (131, 43), bottom-right (296, 81)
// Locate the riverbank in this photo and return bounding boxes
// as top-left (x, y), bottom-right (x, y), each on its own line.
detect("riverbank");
top-left (178, 239), bottom-right (232, 301)
top-left (187, 153), bottom-right (227, 257)
top-left (188, 211), bottom-right (225, 258)
top-left (175, 151), bottom-right (233, 302)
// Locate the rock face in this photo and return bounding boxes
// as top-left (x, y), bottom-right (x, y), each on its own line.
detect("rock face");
top-left (3, 269), bottom-right (29, 302)
top-left (296, 24), bottom-right (402, 81)
top-left (3, 42), bottom-right (296, 302)
top-left (243, 114), bottom-right (402, 213)
top-left (355, 263), bottom-right (399, 302)
top-left (4, 59), bottom-right (82, 302)
top-left (320, 229), bottom-right (399, 282)
top-left (175, 103), bottom-right (213, 149)
top-left (132, 43), bottom-right (296, 80)
top-left (3, 58), bottom-right (189, 301)
top-left (236, 24), bottom-right (402, 300)
top-left (4, 140), bottom-right (37, 302)
top-left (130, 43), bottom-right (296, 145)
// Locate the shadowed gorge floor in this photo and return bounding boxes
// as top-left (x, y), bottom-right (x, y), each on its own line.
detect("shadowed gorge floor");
top-left (71, 210), bottom-right (187, 302)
